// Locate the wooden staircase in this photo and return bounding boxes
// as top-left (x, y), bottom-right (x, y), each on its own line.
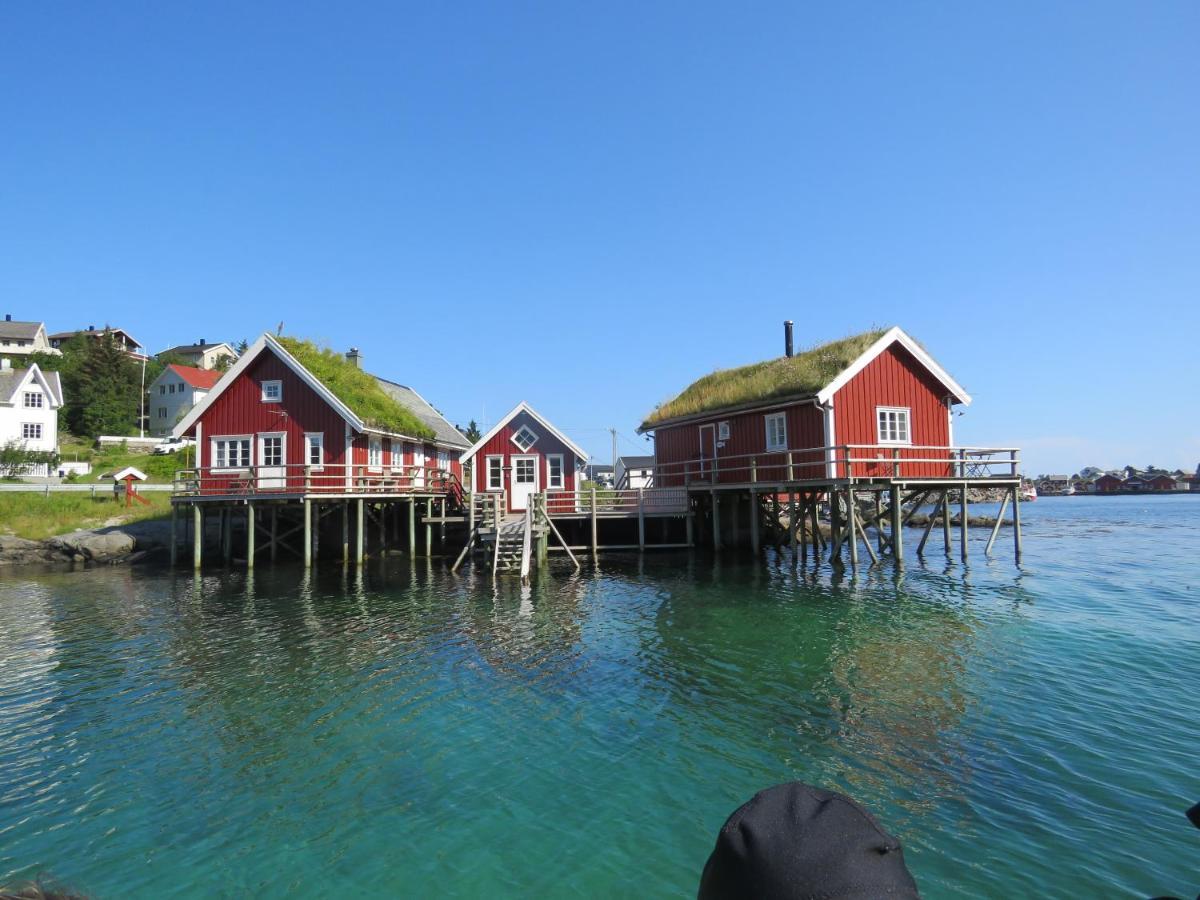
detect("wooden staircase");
top-left (492, 514), bottom-right (527, 575)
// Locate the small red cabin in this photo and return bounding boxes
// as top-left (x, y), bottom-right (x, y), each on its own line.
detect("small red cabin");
top-left (174, 334), bottom-right (469, 495)
top-left (640, 327), bottom-right (972, 485)
top-left (460, 402), bottom-right (588, 513)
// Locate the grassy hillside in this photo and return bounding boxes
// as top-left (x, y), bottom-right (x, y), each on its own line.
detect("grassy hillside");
top-left (0, 492), bottom-right (172, 541)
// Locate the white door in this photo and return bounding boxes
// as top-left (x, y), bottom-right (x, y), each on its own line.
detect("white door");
top-left (412, 445), bottom-right (426, 488)
top-left (510, 455), bottom-right (538, 510)
top-left (257, 433), bottom-right (287, 490)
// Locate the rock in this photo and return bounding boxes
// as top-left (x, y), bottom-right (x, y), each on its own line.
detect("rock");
top-left (0, 534), bottom-right (55, 567)
top-left (47, 530), bottom-right (136, 563)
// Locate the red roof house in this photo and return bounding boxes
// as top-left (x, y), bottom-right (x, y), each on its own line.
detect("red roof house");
top-left (639, 326), bottom-right (975, 485)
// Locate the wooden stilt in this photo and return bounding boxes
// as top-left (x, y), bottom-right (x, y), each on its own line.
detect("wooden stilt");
top-left (342, 503), bottom-right (349, 563)
top-left (985, 492), bottom-right (1010, 556)
top-left (425, 499), bottom-right (433, 556)
top-left (917, 489), bottom-right (943, 556)
top-left (731, 494), bottom-right (740, 548)
top-left (809, 497), bottom-right (821, 554)
top-left (800, 497), bottom-right (808, 567)
top-left (637, 488), bottom-right (645, 551)
top-left (889, 484), bottom-right (903, 567)
top-left (711, 492), bottom-right (721, 552)
top-left (246, 503), bottom-right (256, 568)
top-left (439, 497), bottom-right (446, 546)
top-left (193, 505), bottom-right (202, 570)
top-left (312, 502), bottom-right (320, 563)
top-left (591, 488), bottom-right (599, 558)
top-left (685, 511), bottom-right (694, 547)
top-left (830, 491), bottom-right (842, 563)
top-left (855, 515), bottom-right (879, 565)
top-left (960, 482), bottom-right (969, 561)
top-left (356, 498), bottom-right (365, 564)
top-left (874, 492), bottom-right (884, 554)
top-left (408, 500), bottom-right (415, 554)
top-left (846, 487), bottom-right (859, 568)
top-left (1012, 484), bottom-right (1023, 564)
top-left (379, 503), bottom-right (387, 551)
top-left (749, 491), bottom-right (760, 554)
top-left (222, 508), bottom-right (232, 565)
top-left (170, 506), bottom-right (178, 566)
top-left (942, 490), bottom-right (952, 554)
top-left (303, 499), bottom-right (312, 567)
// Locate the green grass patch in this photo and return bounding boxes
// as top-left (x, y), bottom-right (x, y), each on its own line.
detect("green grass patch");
top-left (640, 328), bottom-right (887, 428)
top-left (0, 492), bottom-right (172, 541)
top-left (277, 336), bottom-right (434, 438)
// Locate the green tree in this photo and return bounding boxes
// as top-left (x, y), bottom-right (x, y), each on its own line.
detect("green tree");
top-left (460, 419), bottom-right (482, 443)
top-left (62, 330), bottom-right (142, 438)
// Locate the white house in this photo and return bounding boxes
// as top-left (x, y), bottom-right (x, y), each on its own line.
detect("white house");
top-left (615, 454), bottom-right (655, 489)
top-left (161, 339), bottom-right (238, 370)
top-left (0, 316), bottom-right (59, 359)
top-left (148, 364), bottom-right (222, 436)
top-left (0, 360), bottom-right (63, 473)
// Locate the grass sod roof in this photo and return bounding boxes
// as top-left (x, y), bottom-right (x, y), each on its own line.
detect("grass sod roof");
top-left (640, 328), bottom-right (889, 429)
top-left (276, 337), bottom-right (435, 439)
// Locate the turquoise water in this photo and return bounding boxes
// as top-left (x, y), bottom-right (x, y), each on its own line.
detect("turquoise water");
top-left (1, 496), bottom-right (1198, 897)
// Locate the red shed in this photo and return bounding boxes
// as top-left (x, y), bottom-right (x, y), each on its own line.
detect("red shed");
top-left (173, 334), bottom-right (469, 495)
top-left (639, 327), bottom-right (972, 485)
top-left (460, 402), bottom-right (588, 513)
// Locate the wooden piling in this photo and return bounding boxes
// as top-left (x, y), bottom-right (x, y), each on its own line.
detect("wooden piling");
top-left (846, 487), bottom-right (859, 568)
top-left (425, 499), bottom-right (433, 556)
top-left (222, 508), bottom-right (232, 565)
top-left (1011, 484), bottom-right (1023, 563)
top-left (408, 500), bottom-right (416, 554)
top-left (342, 502), bottom-right (349, 563)
top-left (246, 503), bottom-right (256, 568)
top-left (637, 488), bottom-right (646, 551)
top-left (711, 492), bottom-right (721, 551)
top-left (271, 507), bottom-right (279, 562)
top-left (749, 491), bottom-right (760, 555)
top-left (985, 491), bottom-right (1009, 556)
top-left (889, 484), bottom-right (903, 567)
top-left (942, 490), bottom-right (952, 554)
top-left (356, 498), bottom-right (365, 564)
top-left (959, 482), bottom-right (969, 561)
top-left (303, 499), bottom-right (312, 567)
top-left (170, 505), bottom-right (178, 566)
top-left (590, 488), bottom-right (599, 558)
top-left (193, 504), bottom-right (202, 570)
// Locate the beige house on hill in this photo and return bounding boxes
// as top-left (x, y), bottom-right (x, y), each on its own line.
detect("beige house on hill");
top-left (162, 339), bottom-right (238, 370)
top-left (0, 316), bottom-right (59, 359)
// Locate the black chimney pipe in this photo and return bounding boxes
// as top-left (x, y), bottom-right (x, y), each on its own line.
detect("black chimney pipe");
top-left (784, 320), bottom-right (794, 358)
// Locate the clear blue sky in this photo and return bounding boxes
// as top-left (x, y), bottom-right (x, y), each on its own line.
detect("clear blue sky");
top-left (2, 2), bottom-right (1196, 475)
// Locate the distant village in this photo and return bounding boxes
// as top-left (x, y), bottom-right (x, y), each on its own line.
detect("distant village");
top-left (1032, 467), bottom-right (1199, 496)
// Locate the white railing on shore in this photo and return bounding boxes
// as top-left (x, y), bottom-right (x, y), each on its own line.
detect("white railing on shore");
top-left (172, 463), bottom-right (464, 501)
top-left (649, 444), bottom-right (1020, 486)
top-left (0, 483), bottom-right (175, 495)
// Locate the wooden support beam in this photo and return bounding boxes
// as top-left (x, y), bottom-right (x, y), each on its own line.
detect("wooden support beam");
top-left (829, 491), bottom-right (842, 563)
top-left (356, 498), bottom-right (365, 564)
top-left (1012, 485), bottom-right (1023, 564)
top-left (591, 488), bottom-right (599, 558)
top-left (408, 500), bottom-right (416, 554)
top-left (711, 492), bottom-right (721, 552)
top-left (799, 497), bottom-right (808, 567)
top-left (855, 514), bottom-right (879, 565)
top-left (193, 505), bottom-right (202, 570)
top-left (170, 505), bottom-right (178, 566)
top-left (889, 484), bottom-right (903, 568)
top-left (846, 487), bottom-right (859, 569)
top-left (942, 489), bottom-right (952, 554)
top-left (985, 492), bottom-right (1009, 556)
top-left (222, 508), bottom-right (233, 565)
top-left (425, 499), bottom-right (433, 556)
top-left (303, 500), bottom-right (312, 567)
top-left (959, 482), bottom-right (969, 560)
top-left (342, 502), bottom-right (349, 563)
top-left (685, 511), bottom-right (694, 548)
top-left (246, 503), bottom-right (255, 568)
top-left (917, 489), bottom-right (944, 556)
top-left (637, 488), bottom-right (645, 551)
top-left (749, 491), bottom-right (760, 555)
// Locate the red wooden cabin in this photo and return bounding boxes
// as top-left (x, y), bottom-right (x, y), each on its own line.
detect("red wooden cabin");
top-left (460, 402), bottom-right (588, 514)
top-left (640, 327), bottom-right (975, 485)
top-left (173, 334), bottom-right (469, 497)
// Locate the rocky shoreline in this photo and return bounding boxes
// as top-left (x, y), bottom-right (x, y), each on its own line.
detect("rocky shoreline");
top-left (0, 518), bottom-right (173, 569)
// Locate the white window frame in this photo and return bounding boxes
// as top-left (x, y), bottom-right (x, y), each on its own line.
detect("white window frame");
top-left (485, 455), bottom-right (504, 491)
top-left (257, 432), bottom-right (286, 468)
top-left (305, 432), bottom-right (324, 470)
top-left (546, 453), bottom-right (565, 490)
top-left (391, 441), bottom-right (407, 473)
top-left (211, 435), bottom-right (253, 472)
top-left (437, 450), bottom-right (450, 473)
top-left (367, 435), bottom-right (383, 472)
top-left (764, 412), bottom-right (787, 451)
top-left (261, 379), bottom-right (283, 403)
top-left (510, 424), bottom-right (539, 452)
top-left (23, 391), bottom-right (43, 409)
top-left (22, 422), bottom-right (43, 440)
top-left (876, 406), bottom-right (911, 445)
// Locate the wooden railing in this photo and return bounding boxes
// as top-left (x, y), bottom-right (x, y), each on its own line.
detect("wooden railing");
top-left (542, 486), bottom-right (689, 517)
top-left (649, 445), bottom-right (1020, 486)
top-left (172, 463), bottom-right (465, 502)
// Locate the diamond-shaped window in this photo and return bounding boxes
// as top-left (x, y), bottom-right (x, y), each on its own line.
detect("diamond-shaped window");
top-left (511, 424), bottom-right (539, 452)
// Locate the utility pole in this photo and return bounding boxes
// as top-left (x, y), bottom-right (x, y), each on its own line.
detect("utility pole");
top-left (611, 428), bottom-right (618, 486)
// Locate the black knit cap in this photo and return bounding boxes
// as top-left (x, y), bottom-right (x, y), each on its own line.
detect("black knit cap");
top-left (698, 782), bottom-right (920, 899)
